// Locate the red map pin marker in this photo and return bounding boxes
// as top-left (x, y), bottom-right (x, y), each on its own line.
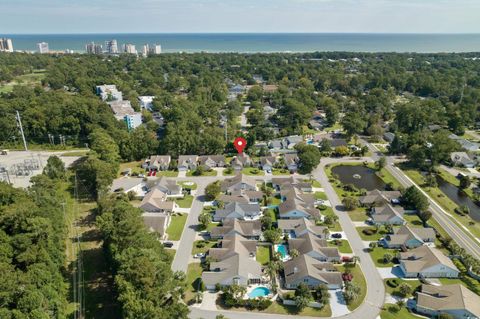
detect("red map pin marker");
top-left (234, 137), bottom-right (247, 154)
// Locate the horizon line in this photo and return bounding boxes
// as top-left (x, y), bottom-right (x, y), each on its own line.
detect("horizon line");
top-left (3, 31), bottom-right (480, 36)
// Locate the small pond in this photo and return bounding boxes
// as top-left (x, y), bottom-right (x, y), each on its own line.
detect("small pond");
top-left (331, 165), bottom-right (386, 191)
top-left (436, 176), bottom-right (480, 221)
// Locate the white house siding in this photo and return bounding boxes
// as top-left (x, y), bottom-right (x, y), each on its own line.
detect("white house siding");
top-left (400, 263), bottom-right (459, 278)
top-left (416, 306), bottom-right (475, 319)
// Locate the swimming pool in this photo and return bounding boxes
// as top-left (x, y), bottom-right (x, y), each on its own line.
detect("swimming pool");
top-left (276, 244), bottom-right (288, 258)
top-left (248, 286), bottom-right (271, 298)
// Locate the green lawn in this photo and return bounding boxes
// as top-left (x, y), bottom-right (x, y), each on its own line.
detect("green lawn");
top-left (314, 192), bottom-right (328, 200)
top-left (384, 278), bottom-right (422, 298)
top-left (0, 70), bottom-right (46, 94)
top-left (369, 247), bottom-right (398, 267)
top-left (192, 240), bottom-right (217, 255)
top-left (265, 208), bottom-right (278, 222)
top-left (178, 181), bottom-right (198, 190)
top-left (356, 226), bottom-right (387, 241)
top-left (256, 246), bottom-right (271, 265)
top-left (174, 195), bottom-right (194, 208)
top-left (318, 207), bottom-right (342, 231)
top-left (166, 214), bottom-right (188, 240)
top-left (184, 263), bottom-right (203, 304)
top-left (222, 169), bottom-right (235, 176)
top-left (158, 170), bottom-right (179, 177)
top-left (376, 168), bottom-right (403, 189)
top-left (336, 263), bottom-right (367, 311)
top-left (272, 168), bottom-right (290, 175)
top-left (60, 150), bottom-right (89, 157)
top-left (242, 167), bottom-right (265, 176)
top-left (118, 161), bottom-right (144, 177)
top-left (311, 180), bottom-right (322, 188)
top-left (348, 208), bottom-right (369, 222)
top-left (381, 304), bottom-right (423, 319)
top-left (328, 240), bottom-right (353, 253)
top-left (403, 213), bottom-right (424, 227)
top-left (186, 170), bottom-right (217, 177)
top-left (270, 195), bottom-right (282, 206)
top-left (220, 299), bottom-right (332, 317)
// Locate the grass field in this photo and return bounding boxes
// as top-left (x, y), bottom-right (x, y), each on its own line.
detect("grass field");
top-left (0, 70), bottom-right (46, 94)
top-left (256, 246), bottom-right (271, 265)
top-left (184, 263), bottom-right (203, 304)
top-left (315, 192), bottom-right (328, 200)
top-left (356, 226), bottom-right (387, 241)
top-left (336, 263), bottom-right (367, 311)
top-left (174, 195), bottom-right (194, 208)
top-left (166, 214), bottom-right (188, 240)
top-left (381, 304), bottom-right (422, 319)
top-left (328, 239), bottom-right (353, 253)
top-left (242, 167), bottom-right (265, 176)
top-left (187, 169), bottom-right (217, 177)
top-left (178, 181), bottom-right (198, 190)
top-left (192, 240), bottom-right (217, 255)
top-left (272, 168), bottom-right (291, 175)
top-left (402, 168), bottom-right (480, 239)
top-left (369, 247), bottom-right (397, 267)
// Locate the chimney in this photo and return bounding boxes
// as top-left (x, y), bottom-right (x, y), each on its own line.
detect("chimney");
top-left (293, 266), bottom-right (298, 273)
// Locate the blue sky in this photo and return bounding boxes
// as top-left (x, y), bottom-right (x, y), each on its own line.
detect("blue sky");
top-left (1, 0), bottom-right (480, 34)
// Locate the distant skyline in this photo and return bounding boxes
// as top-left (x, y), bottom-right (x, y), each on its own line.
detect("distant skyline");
top-left (1, 0), bottom-right (480, 34)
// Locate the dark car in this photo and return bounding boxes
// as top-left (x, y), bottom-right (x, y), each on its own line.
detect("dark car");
top-left (331, 233), bottom-right (342, 239)
top-left (163, 241), bottom-right (174, 248)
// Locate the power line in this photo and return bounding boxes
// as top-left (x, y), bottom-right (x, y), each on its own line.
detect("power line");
top-left (15, 110), bottom-right (28, 151)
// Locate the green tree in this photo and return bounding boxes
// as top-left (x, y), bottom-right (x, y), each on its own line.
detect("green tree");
top-left (342, 196), bottom-right (359, 211)
top-left (205, 181), bottom-right (221, 201)
top-left (459, 175), bottom-right (471, 189)
top-left (295, 143), bottom-right (321, 174)
top-left (198, 212), bottom-right (212, 229)
top-left (402, 186), bottom-right (429, 212)
top-left (375, 157), bottom-right (386, 171)
top-left (43, 155), bottom-right (66, 179)
top-left (89, 129), bottom-right (120, 164)
top-left (263, 228), bottom-right (282, 244)
top-left (398, 283), bottom-right (412, 297)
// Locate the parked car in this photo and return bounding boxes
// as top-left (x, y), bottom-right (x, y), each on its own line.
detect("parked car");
top-left (163, 242), bottom-right (174, 248)
top-left (331, 233), bottom-right (342, 239)
top-left (193, 253), bottom-right (205, 259)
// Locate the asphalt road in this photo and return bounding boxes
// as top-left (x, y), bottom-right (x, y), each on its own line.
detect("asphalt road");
top-left (363, 140), bottom-right (480, 260)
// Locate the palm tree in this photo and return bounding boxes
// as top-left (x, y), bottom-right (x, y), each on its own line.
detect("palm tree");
top-left (352, 256), bottom-right (360, 266)
top-left (290, 249), bottom-right (300, 259)
top-left (322, 227), bottom-right (330, 239)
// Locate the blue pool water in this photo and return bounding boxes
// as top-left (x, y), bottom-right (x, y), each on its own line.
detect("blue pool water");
top-left (249, 287), bottom-right (271, 298)
top-left (276, 244), bottom-right (288, 258)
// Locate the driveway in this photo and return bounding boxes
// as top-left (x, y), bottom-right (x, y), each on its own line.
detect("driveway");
top-left (376, 266), bottom-right (404, 279)
top-left (329, 290), bottom-right (350, 317)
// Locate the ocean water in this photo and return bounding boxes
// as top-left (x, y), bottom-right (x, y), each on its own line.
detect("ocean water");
top-left (2, 33), bottom-right (480, 53)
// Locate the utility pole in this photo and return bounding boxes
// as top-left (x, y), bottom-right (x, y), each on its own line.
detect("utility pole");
top-left (15, 110), bottom-right (28, 151)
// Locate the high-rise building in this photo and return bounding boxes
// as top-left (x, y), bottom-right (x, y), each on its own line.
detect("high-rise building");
top-left (0, 38), bottom-right (14, 52)
top-left (37, 42), bottom-right (49, 54)
top-left (142, 44), bottom-right (149, 57)
top-left (123, 44), bottom-right (137, 54)
top-left (105, 39), bottom-right (118, 54)
top-left (86, 42), bottom-right (103, 54)
top-left (150, 44), bottom-right (162, 55)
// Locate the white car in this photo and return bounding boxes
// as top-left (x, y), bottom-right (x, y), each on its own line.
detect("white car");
top-left (193, 253), bottom-right (205, 259)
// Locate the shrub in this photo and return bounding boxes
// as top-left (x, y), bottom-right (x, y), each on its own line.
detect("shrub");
top-left (362, 228), bottom-right (377, 236)
top-left (386, 279), bottom-right (399, 288)
top-left (388, 304), bottom-right (400, 313)
top-left (318, 204), bottom-right (328, 211)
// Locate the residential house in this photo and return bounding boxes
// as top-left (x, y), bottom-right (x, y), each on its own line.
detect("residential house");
top-left (284, 153), bottom-right (300, 172)
top-left (210, 219), bottom-right (262, 240)
top-left (110, 177), bottom-right (146, 197)
top-left (213, 202), bottom-right (262, 222)
top-left (269, 139), bottom-right (285, 151)
top-left (139, 188), bottom-right (176, 213)
top-left (285, 135), bottom-right (303, 149)
top-left (177, 155), bottom-right (198, 171)
top-left (450, 152), bottom-right (477, 168)
top-left (272, 176), bottom-right (295, 190)
top-left (415, 284), bottom-right (480, 319)
top-left (370, 204), bottom-right (405, 225)
top-left (383, 132), bottom-right (396, 143)
top-left (398, 246), bottom-right (459, 278)
top-left (279, 186), bottom-right (320, 220)
top-left (143, 155), bottom-right (171, 171)
top-left (263, 84), bottom-right (278, 93)
top-left (221, 174), bottom-right (257, 193)
top-left (359, 189), bottom-right (402, 207)
top-left (230, 190), bottom-right (263, 203)
top-left (284, 255), bottom-right (343, 290)
top-left (96, 84), bottom-right (123, 101)
top-left (259, 156), bottom-right (278, 172)
top-left (155, 176), bottom-right (182, 196)
top-left (217, 194), bottom-right (250, 205)
top-left (382, 225), bottom-right (436, 249)
top-left (142, 213), bottom-right (170, 239)
top-left (449, 134), bottom-right (480, 152)
top-left (288, 232), bottom-right (341, 262)
top-left (278, 218), bottom-right (329, 239)
top-left (199, 155), bottom-right (226, 169)
top-left (138, 96), bottom-right (155, 111)
top-left (230, 153), bottom-right (252, 170)
top-left (202, 233), bottom-right (262, 289)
